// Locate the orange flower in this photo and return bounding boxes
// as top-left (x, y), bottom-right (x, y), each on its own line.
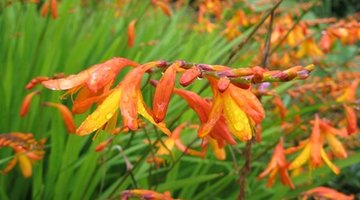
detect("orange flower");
top-left (127, 20), bottom-right (136, 48)
top-left (199, 76), bottom-right (265, 142)
top-left (0, 133), bottom-right (45, 178)
top-left (152, 0), bottom-right (171, 16)
top-left (153, 62), bottom-right (180, 122)
top-left (302, 187), bottom-right (354, 200)
top-left (121, 189), bottom-right (174, 200)
top-left (50, 0), bottom-right (57, 19)
top-left (296, 38), bottom-right (323, 59)
top-left (173, 88), bottom-right (236, 147)
top-left (288, 115), bottom-right (340, 174)
top-left (77, 61), bottom-right (171, 136)
top-left (43, 102), bottom-right (76, 133)
top-left (20, 90), bottom-right (40, 117)
top-left (258, 138), bottom-right (294, 189)
top-left (42, 58), bottom-right (139, 114)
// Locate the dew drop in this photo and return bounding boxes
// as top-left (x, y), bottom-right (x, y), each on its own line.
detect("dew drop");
top-left (106, 113), bottom-right (113, 119)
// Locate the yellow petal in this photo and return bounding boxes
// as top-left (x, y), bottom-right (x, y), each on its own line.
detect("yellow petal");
top-left (222, 92), bottom-right (252, 141)
top-left (137, 93), bottom-right (171, 136)
top-left (209, 138), bottom-right (226, 160)
top-left (325, 133), bottom-right (347, 159)
top-left (156, 139), bottom-right (175, 155)
top-left (289, 143), bottom-right (311, 170)
top-left (18, 154), bottom-right (32, 178)
top-left (198, 92), bottom-right (223, 137)
top-left (77, 88), bottom-right (122, 136)
top-left (320, 148), bottom-right (340, 175)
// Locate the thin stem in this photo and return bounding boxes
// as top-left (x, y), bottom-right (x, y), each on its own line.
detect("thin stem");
top-left (237, 8), bottom-right (276, 200)
top-left (225, 0), bottom-right (283, 65)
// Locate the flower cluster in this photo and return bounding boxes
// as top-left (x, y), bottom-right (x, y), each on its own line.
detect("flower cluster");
top-left (0, 133), bottom-right (45, 178)
top-left (23, 57), bottom-right (314, 161)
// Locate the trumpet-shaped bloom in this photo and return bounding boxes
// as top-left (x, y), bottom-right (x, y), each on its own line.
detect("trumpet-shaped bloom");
top-left (42, 57), bottom-right (139, 114)
top-left (258, 138), bottom-right (294, 189)
top-left (0, 133), bottom-right (45, 178)
top-left (77, 61), bottom-right (171, 136)
top-left (288, 115), bottom-right (341, 174)
top-left (199, 76), bottom-right (265, 142)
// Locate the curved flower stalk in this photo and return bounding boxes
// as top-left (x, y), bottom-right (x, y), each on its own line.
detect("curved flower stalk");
top-left (258, 138), bottom-right (294, 189)
top-left (28, 57), bottom-right (314, 141)
top-left (0, 133), bottom-right (46, 178)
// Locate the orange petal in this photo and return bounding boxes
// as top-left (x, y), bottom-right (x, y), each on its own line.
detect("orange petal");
top-left (153, 64), bottom-right (177, 122)
top-left (50, 0), bottom-right (57, 19)
top-left (127, 20), bottom-right (136, 48)
top-left (344, 105), bottom-right (358, 135)
top-left (95, 138), bottom-right (113, 152)
top-left (40, 2), bottom-right (49, 17)
top-left (138, 92), bottom-right (171, 136)
top-left (198, 91), bottom-right (223, 137)
top-left (85, 58), bottom-right (139, 93)
top-left (153, 1), bottom-right (171, 16)
top-left (20, 90), bottom-right (40, 117)
top-left (18, 154), bottom-right (32, 178)
top-left (42, 64), bottom-right (101, 90)
top-left (25, 76), bottom-right (49, 90)
top-left (77, 87), bottom-right (122, 136)
top-left (43, 102), bottom-right (76, 133)
top-left (229, 85), bottom-right (265, 124)
top-left (120, 62), bottom-right (163, 130)
top-left (1, 157), bottom-right (18, 174)
top-left (310, 115), bottom-right (322, 166)
top-left (173, 88), bottom-right (209, 123)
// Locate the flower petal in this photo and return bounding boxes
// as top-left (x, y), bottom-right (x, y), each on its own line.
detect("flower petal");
top-left (289, 143), bottom-right (311, 170)
top-left (153, 63), bottom-right (177, 122)
top-left (43, 102), bottom-right (76, 133)
top-left (18, 154), bottom-right (32, 178)
top-left (320, 148), bottom-right (340, 175)
top-left (138, 92), bottom-right (171, 136)
top-left (85, 58), bottom-right (139, 93)
top-left (20, 90), bottom-right (40, 117)
top-left (222, 90), bottom-right (252, 141)
top-left (325, 132), bottom-right (347, 159)
top-left (77, 87), bottom-right (122, 136)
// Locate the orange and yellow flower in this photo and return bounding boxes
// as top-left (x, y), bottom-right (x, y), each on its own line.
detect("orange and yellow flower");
top-left (0, 133), bottom-right (45, 178)
top-left (258, 138), bottom-right (294, 189)
top-left (199, 76), bottom-right (265, 142)
top-left (288, 115), bottom-right (346, 174)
